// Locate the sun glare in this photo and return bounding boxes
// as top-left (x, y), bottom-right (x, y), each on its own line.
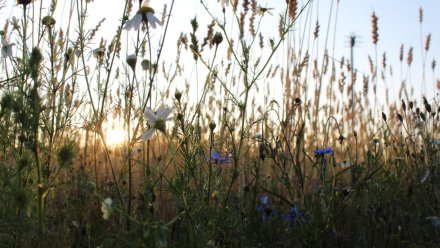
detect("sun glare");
top-left (105, 124), bottom-right (126, 146)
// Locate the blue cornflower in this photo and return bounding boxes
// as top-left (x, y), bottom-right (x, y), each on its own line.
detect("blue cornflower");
top-left (314, 148), bottom-right (334, 156)
top-left (431, 140), bottom-right (440, 145)
top-left (257, 195), bottom-right (277, 221)
top-left (282, 207), bottom-right (304, 223)
top-left (211, 151), bottom-right (220, 160)
top-left (208, 151), bottom-right (233, 165)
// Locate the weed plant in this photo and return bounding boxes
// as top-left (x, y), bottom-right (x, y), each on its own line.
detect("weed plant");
top-left (0, 0), bottom-right (439, 247)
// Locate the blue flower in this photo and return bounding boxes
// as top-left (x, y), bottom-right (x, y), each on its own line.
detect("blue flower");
top-left (211, 151), bottom-right (220, 160)
top-left (430, 140), bottom-right (440, 145)
top-left (208, 151), bottom-right (233, 165)
top-left (314, 148), bottom-right (334, 156)
top-left (282, 207), bottom-right (304, 223)
top-left (257, 195), bottom-right (277, 221)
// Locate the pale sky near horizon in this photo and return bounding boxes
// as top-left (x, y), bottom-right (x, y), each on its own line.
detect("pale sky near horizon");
top-left (2, 0), bottom-right (439, 103)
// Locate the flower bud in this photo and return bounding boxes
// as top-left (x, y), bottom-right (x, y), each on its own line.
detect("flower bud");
top-left (174, 91), bottom-right (182, 101)
top-left (126, 54), bottom-right (137, 71)
top-left (209, 122), bottom-right (216, 131)
top-left (42, 16), bottom-right (56, 27)
top-left (212, 32), bottom-right (223, 46)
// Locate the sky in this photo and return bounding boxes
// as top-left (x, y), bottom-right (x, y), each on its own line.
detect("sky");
top-left (2, 0), bottom-right (439, 103)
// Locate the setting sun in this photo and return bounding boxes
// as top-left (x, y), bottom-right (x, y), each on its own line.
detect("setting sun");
top-left (104, 124), bottom-right (126, 146)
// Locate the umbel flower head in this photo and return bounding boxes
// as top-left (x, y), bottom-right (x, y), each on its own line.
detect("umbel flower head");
top-left (141, 104), bottom-right (173, 141)
top-left (124, 2), bottom-right (161, 31)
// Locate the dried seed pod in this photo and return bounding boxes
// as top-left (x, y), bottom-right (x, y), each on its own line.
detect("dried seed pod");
top-left (397, 113), bottom-right (403, 123)
top-left (382, 112), bottom-right (387, 122)
top-left (402, 99), bottom-right (406, 112)
top-left (425, 103), bottom-right (432, 113)
top-left (420, 112), bottom-right (426, 122)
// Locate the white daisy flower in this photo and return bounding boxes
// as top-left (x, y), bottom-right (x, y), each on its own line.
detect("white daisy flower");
top-left (141, 104), bottom-right (173, 141)
top-left (1, 37), bottom-right (15, 58)
top-left (101, 197), bottom-right (113, 220)
top-left (124, 2), bottom-right (161, 31)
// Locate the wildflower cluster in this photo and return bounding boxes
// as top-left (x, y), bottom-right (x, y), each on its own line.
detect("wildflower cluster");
top-left (256, 195), bottom-right (304, 224)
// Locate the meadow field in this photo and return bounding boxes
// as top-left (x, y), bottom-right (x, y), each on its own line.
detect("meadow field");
top-left (0, 0), bottom-right (439, 247)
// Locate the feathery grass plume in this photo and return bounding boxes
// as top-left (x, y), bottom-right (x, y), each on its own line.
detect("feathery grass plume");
top-left (242, 0), bottom-right (249, 12)
top-left (161, 4), bottom-right (167, 25)
top-left (407, 46), bottom-right (413, 66)
top-left (278, 14), bottom-right (284, 38)
top-left (419, 7), bottom-right (423, 23)
top-left (202, 20), bottom-right (215, 49)
top-left (363, 75), bottom-right (369, 96)
top-left (432, 59), bottom-right (436, 70)
top-left (239, 0), bottom-right (250, 38)
top-left (314, 21), bottom-right (320, 39)
top-left (382, 52), bottom-right (386, 69)
top-left (89, 18), bottom-right (106, 41)
top-left (288, 0), bottom-right (297, 20)
top-left (189, 17), bottom-right (199, 60)
top-left (249, 0), bottom-right (257, 37)
top-left (371, 11), bottom-right (378, 44)
top-left (425, 33), bottom-right (431, 51)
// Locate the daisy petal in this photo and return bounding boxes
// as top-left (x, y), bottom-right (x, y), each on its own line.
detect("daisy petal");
top-left (141, 128), bottom-right (155, 141)
top-left (146, 12), bottom-right (161, 29)
top-left (6, 45), bottom-right (13, 57)
top-left (158, 106), bottom-right (173, 120)
top-left (1, 37), bottom-right (7, 46)
top-left (132, 14), bottom-right (143, 31)
top-left (144, 108), bottom-right (157, 122)
top-left (124, 18), bottom-right (134, 30)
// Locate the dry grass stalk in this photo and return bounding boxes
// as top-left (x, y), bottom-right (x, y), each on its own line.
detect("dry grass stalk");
top-left (289, 0), bottom-right (297, 20)
top-left (371, 11), bottom-right (379, 45)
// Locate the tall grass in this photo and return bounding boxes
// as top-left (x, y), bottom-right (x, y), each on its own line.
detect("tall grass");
top-left (0, 0), bottom-right (439, 247)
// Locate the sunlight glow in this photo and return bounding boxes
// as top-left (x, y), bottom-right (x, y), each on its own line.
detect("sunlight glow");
top-left (105, 123), bottom-right (126, 146)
